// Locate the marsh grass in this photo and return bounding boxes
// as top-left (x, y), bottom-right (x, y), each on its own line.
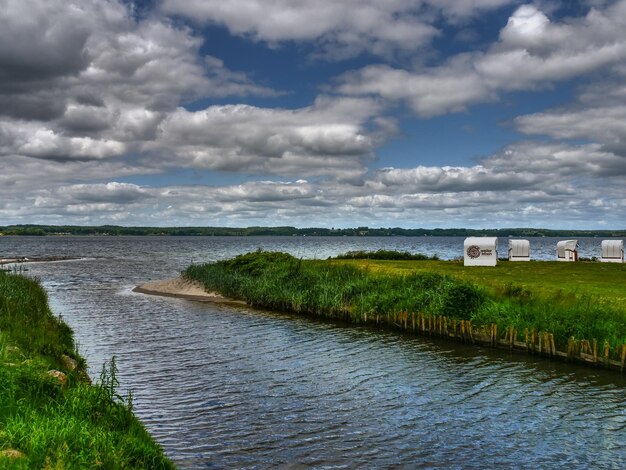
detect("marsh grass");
top-left (185, 252), bottom-right (486, 323)
top-left (0, 270), bottom-right (174, 469)
top-left (333, 250), bottom-right (439, 261)
top-left (185, 251), bottom-right (626, 359)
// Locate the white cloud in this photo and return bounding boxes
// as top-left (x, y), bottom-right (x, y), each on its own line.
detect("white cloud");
top-left (0, 0), bottom-right (278, 161)
top-left (337, 2), bottom-right (626, 116)
top-left (3, 138), bottom-right (625, 228)
top-left (336, 59), bottom-right (493, 116)
top-left (151, 97), bottom-right (383, 180)
top-left (0, 120), bottom-right (127, 160)
top-left (514, 68), bottom-right (626, 156)
top-left (160, 0), bottom-right (517, 59)
top-left (1, 0), bottom-right (625, 229)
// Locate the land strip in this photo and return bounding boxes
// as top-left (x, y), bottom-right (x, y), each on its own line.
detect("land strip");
top-left (181, 251), bottom-right (626, 372)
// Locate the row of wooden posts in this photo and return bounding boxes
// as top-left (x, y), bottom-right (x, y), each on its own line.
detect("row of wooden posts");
top-left (364, 310), bottom-right (626, 372)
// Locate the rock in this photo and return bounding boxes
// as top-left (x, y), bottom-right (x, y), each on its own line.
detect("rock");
top-left (61, 354), bottom-right (78, 372)
top-left (0, 449), bottom-right (24, 459)
top-left (47, 369), bottom-right (67, 386)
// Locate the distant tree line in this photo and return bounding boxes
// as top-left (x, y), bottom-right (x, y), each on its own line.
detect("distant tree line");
top-left (1, 224), bottom-right (625, 237)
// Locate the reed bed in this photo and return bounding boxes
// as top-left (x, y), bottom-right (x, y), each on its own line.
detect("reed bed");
top-left (0, 270), bottom-right (174, 468)
top-left (185, 251), bottom-right (626, 369)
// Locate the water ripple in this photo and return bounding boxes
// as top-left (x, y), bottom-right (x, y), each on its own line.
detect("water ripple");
top-left (7, 236), bottom-right (626, 469)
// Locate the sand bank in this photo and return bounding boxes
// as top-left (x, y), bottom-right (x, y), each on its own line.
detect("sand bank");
top-left (133, 276), bottom-right (246, 305)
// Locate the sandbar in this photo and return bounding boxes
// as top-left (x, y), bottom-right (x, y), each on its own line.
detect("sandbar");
top-left (133, 276), bottom-right (246, 305)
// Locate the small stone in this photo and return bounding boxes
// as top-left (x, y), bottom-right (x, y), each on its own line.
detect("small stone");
top-left (47, 369), bottom-right (67, 386)
top-left (0, 449), bottom-right (24, 459)
top-left (61, 354), bottom-right (78, 372)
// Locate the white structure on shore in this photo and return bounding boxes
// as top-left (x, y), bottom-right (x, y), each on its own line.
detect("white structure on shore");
top-left (464, 237), bottom-right (498, 266)
top-left (600, 240), bottom-right (624, 263)
top-left (556, 240), bottom-right (579, 262)
top-left (508, 239), bottom-right (530, 261)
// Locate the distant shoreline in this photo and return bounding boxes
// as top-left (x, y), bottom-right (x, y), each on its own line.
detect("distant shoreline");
top-left (2, 224), bottom-right (625, 238)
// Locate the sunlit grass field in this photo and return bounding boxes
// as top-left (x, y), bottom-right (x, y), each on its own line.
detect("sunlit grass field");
top-left (338, 259), bottom-right (626, 308)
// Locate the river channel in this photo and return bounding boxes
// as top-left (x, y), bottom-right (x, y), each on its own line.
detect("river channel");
top-left (1, 236), bottom-right (625, 468)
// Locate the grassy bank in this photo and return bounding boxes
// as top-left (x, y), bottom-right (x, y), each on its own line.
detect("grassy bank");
top-left (184, 251), bottom-right (626, 365)
top-left (0, 271), bottom-right (174, 468)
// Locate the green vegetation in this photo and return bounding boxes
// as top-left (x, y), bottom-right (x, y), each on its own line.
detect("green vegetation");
top-left (333, 250), bottom-right (439, 261)
top-left (1, 224), bottom-right (625, 237)
top-left (185, 251), bottom-right (626, 361)
top-left (342, 258), bottom-right (626, 305)
top-left (0, 271), bottom-right (174, 469)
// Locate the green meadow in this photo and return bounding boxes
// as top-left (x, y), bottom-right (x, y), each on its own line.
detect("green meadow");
top-left (340, 256), bottom-right (626, 307)
top-left (0, 271), bottom-right (174, 469)
top-left (185, 251), bottom-right (626, 361)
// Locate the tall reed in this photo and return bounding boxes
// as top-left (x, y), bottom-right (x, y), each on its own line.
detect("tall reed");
top-left (185, 251), bottom-right (626, 360)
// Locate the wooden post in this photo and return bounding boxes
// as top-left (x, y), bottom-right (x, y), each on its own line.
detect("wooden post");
top-left (593, 339), bottom-right (598, 364)
top-left (531, 329), bottom-right (535, 354)
top-left (621, 344), bottom-right (626, 372)
top-left (567, 337), bottom-right (572, 358)
top-left (525, 328), bottom-right (529, 351)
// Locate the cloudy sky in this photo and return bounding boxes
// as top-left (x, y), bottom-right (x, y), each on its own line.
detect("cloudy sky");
top-left (1, 0), bottom-right (626, 228)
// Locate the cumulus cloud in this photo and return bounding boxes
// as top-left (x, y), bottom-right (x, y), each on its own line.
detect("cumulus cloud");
top-left (337, 2), bottom-right (626, 116)
top-left (1, 0), bottom-right (625, 229)
top-left (3, 137), bottom-right (626, 228)
top-left (150, 96), bottom-right (383, 181)
top-left (0, 0), bottom-right (278, 162)
top-left (160, 0), bottom-right (516, 59)
top-left (0, 120), bottom-right (127, 161)
top-left (514, 68), bottom-right (626, 156)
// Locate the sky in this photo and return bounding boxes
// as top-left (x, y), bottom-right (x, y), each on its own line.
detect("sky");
top-left (1, 0), bottom-right (626, 229)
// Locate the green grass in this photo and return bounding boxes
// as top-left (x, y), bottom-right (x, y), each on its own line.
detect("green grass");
top-left (333, 250), bottom-right (439, 261)
top-left (0, 270), bottom-right (174, 469)
top-left (185, 251), bottom-right (626, 360)
top-left (339, 258), bottom-right (626, 307)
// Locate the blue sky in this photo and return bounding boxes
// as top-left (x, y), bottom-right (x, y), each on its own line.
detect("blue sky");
top-left (1, 0), bottom-right (626, 228)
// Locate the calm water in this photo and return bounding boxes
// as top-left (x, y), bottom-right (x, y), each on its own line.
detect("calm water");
top-left (1, 236), bottom-right (625, 469)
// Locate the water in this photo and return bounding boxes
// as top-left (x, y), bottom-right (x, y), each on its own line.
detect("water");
top-left (1, 236), bottom-right (625, 468)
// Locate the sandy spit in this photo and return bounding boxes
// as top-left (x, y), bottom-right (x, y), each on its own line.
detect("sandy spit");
top-left (133, 276), bottom-right (246, 305)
